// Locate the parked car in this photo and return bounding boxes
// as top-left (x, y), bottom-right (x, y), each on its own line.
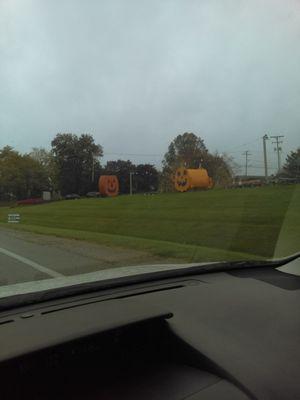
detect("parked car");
top-left (65, 193), bottom-right (80, 200)
top-left (86, 191), bottom-right (101, 198)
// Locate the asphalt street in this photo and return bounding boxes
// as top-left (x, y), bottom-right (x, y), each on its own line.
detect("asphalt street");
top-left (0, 228), bottom-right (166, 286)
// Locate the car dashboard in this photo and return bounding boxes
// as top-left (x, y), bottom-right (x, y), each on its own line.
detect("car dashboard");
top-left (0, 259), bottom-right (299, 400)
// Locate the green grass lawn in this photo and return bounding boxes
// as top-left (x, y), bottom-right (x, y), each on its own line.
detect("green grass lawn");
top-left (0, 185), bottom-right (299, 262)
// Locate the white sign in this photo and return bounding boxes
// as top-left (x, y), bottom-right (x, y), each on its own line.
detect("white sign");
top-left (42, 191), bottom-right (51, 201)
top-left (8, 214), bottom-right (20, 223)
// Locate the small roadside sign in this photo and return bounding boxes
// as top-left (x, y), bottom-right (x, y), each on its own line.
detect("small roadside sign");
top-left (8, 214), bottom-right (21, 223)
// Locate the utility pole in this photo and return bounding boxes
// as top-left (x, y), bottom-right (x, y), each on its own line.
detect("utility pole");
top-left (242, 151), bottom-right (251, 177)
top-left (91, 157), bottom-right (95, 182)
top-left (129, 172), bottom-right (134, 195)
top-left (270, 135), bottom-right (284, 173)
top-left (262, 134), bottom-right (269, 181)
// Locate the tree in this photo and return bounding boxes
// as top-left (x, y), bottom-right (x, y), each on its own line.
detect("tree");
top-left (29, 147), bottom-right (52, 167)
top-left (29, 147), bottom-right (59, 191)
top-left (163, 132), bottom-right (208, 170)
top-left (51, 133), bottom-right (103, 195)
top-left (0, 146), bottom-right (48, 200)
top-left (204, 152), bottom-right (234, 187)
top-left (282, 148), bottom-right (300, 178)
top-left (134, 164), bottom-right (159, 192)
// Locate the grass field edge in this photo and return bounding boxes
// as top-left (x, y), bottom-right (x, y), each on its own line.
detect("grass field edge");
top-left (0, 222), bottom-right (263, 262)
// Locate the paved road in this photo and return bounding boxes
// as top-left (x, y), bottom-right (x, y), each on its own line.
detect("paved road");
top-left (0, 228), bottom-right (168, 286)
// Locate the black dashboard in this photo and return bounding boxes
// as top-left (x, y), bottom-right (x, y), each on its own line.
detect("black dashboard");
top-left (0, 260), bottom-right (299, 399)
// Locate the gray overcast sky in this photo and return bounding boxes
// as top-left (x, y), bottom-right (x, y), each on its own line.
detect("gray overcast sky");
top-left (1, 0), bottom-right (300, 174)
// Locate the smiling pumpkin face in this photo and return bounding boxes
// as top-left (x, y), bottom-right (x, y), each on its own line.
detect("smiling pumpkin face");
top-left (174, 167), bottom-right (190, 192)
top-left (106, 176), bottom-right (119, 195)
top-left (99, 175), bottom-right (119, 197)
top-left (174, 167), bottom-right (214, 192)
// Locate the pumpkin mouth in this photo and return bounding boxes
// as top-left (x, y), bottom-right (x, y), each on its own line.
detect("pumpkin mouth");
top-left (107, 184), bottom-right (117, 192)
top-left (176, 179), bottom-right (188, 187)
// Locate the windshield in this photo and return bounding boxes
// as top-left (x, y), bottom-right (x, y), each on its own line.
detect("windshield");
top-left (0, 0), bottom-right (299, 295)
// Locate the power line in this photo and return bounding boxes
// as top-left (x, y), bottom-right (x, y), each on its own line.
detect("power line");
top-left (222, 137), bottom-right (260, 153)
top-left (237, 165), bottom-right (278, 169)
top-left (104, 152), bottom-right (163, 157)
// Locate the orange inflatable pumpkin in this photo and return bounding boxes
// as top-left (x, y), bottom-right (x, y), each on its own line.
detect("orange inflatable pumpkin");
top-left (174, 167), bottom-right (213, 192)
top-left (98, 175), bottom-right (119, 197)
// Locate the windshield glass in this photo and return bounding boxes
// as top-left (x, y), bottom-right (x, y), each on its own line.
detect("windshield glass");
top-left (0, 0), bottom-right (299, 294)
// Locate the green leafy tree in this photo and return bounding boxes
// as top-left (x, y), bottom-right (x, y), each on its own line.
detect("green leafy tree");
top-left (29, 147), bottom-right (59, 191)
top-left (0, 146), bottom-right (48, 200)
top-left (51, 133), bottom-right (103, 195)
top-left (282, 148), bottom-right (300, 178)
top-left (163, 132), bottom-right (208, 170)
top-left (134, 164), bottom-right (159, 193)
top-left (205, 152), bottom-right (234, 187)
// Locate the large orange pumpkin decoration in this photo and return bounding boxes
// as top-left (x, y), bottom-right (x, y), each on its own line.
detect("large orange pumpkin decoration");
top-left (174, 167), bottom-right (213, 192)
top-left (98, 175), bottom-right (119, 197)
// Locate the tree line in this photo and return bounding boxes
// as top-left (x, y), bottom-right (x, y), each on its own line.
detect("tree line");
top-left (0, 132), bottom-right (298, 200)
top-left (0, 133), bottom-right (159, 200)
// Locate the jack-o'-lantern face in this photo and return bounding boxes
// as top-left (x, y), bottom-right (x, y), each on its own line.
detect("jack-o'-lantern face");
top-left (107, 176), bottom-right (118, 194)
top-left (99, 175), bottom-right (119, 197)
top-left (174, 167), bottom-right (190, 192)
